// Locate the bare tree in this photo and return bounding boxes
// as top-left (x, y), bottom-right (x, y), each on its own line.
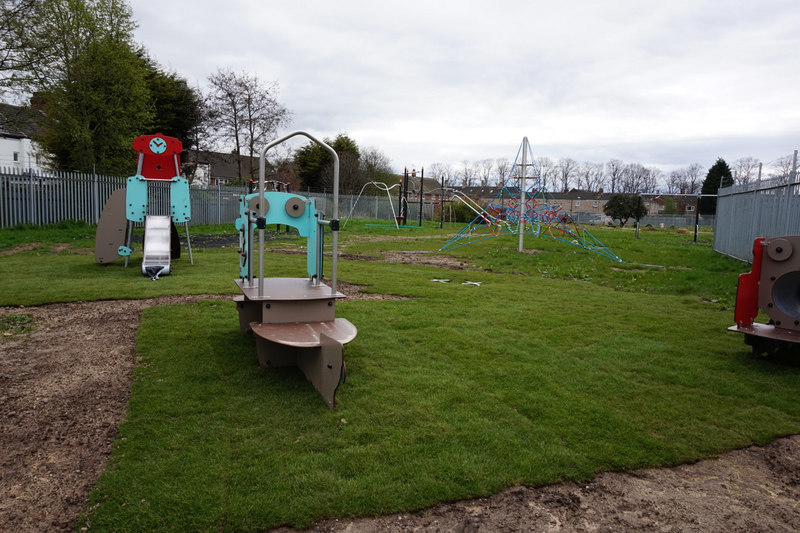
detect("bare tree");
top-left (241, 76), bottom-right (291, 179)
top-left (666, 170), bottom-right (683, 194)
top-left (477, 159), bottom-right (493, 187)
top-left (732, 156), bottom-right (761, 185)
top-left (556, 157), bottom-right (578, 192)
top-left (536, 156), bottom-right (554, 191)
top-left (606, 159), bottom-right (625, 194)
top-left (459, 159), bottom-right (477, 187)
top-left (664, 164), bottom-right (703, 194)
top-left (681, 163), bottom-right (704, 194)
top-left (619, 163), bottom-right (658, 193)
top-left (205, 68), bottom-right (291, 182)
top-left (360, 145), bottom-right (393, 183)
top-left (578, 161), bottom-right (605, 191)
top-left (646, 167), bottom-right (662, 193)
top-left (429, 162), bottom-right (454, 188)
top-left (770, 155), bottom-right (794, 182)
top-left (494, 158), bottom-right (510, 185)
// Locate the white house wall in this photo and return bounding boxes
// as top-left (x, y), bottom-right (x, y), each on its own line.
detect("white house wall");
top-left (0, 136), bottom-right (48, 172)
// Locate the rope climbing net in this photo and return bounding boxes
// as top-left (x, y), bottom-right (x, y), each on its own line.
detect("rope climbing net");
top-left (439, 138), bottom-right (623, 263)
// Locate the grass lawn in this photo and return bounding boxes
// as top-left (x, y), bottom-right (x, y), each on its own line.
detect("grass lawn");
top-left (3, 220), bottom-right (800, 532)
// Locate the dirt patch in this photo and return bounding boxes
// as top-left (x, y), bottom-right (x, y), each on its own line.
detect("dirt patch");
top-left (337, 250), bottom-right (471, 270)
top-left (382, 251), bottom-right (468, 270)
top-left (336, 281), bottom-right (410, 301)
top-left (0, 242), bottom-right (45, 255)
top-left (0, 295), bottom-right (225, 532)
top-left (277, 434), bottom-right (800, 532)
top-left (2, 296), bottom-right (800, 532)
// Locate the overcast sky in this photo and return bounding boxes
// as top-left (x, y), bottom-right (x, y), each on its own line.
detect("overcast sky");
top-left (132, 0), bottom-right (799, 176)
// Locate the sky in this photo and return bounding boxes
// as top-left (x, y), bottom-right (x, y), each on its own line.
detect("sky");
top-left (131, 0), bottom-right (800, 177)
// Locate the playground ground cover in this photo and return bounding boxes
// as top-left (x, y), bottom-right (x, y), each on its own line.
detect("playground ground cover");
top-left (2, 221), bottom-right (800, 531)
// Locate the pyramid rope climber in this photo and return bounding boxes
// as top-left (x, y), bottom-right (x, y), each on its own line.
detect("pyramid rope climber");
top-left (439, 137), bottom-right (623, 263)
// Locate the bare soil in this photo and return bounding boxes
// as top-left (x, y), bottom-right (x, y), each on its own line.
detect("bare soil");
top-left (2, 273), bottom-right (800, 531)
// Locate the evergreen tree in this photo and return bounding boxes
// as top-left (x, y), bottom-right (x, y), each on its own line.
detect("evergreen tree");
top-left (1, 1), bottom-right (204, 174)
top-left (142, 56), bottom-right (203, 151)
top-left (293, 133), bottom-right (360, 192)
top-left (603, 193), bottom-right (647, 227)
top-left (39, 36), bottom-right (153, 174)
top-left (699, 158), bottom-right (733, 214)
top-left (1, 0), bottom-right (156, 173)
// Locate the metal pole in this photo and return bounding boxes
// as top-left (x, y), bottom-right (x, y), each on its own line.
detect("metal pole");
top-left (753, 163), bottom-right (763, 247)
top-left (518, 137), bottom-right (528, 252)
top-left (784, 150), bottom-right (798, 234)
top-left (93, 165), bottom-right (100, 224)
top-left (28, 170), bottom-right (34, 225)
top-left (419, 167), bottom-right (424, 227)
top-left (439, 172), bottom-right (445, 229)
top-left (398, 169), bottom-right (404, 225)
top-left (402, 167), bottom-right (409, 225)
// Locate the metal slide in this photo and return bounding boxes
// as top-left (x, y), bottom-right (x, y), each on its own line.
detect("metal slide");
top-left (141, 215), bottom-right (172, 280)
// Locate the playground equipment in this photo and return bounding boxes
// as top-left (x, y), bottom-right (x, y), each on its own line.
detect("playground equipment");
top-left (343, 181), bottom-right (402, 228)
top-left (729, 235), bottom-right (800, 356)
top-left (234, 131), bottom-right (356, 408)
top-left (439, 137), bottom-right (622, 262)
top-left (95, 133), bottom-right (193, 279)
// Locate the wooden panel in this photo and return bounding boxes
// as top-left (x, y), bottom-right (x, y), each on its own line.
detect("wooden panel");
top-left (235, 277), bottom-right (345, 301)
top-left (95, 188), bottom-right (128, 263)
top-left (250, 318), bottom-right (357, 348)
top-left (729, 323), bottom-right (800, 343)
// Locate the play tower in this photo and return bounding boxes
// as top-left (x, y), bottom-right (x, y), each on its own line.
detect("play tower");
top-left (95, 133), bottom-right (193, 279)
top-left (233, 131), bottom-right (356, 408)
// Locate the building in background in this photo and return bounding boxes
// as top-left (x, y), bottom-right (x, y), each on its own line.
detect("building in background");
top-left (0, 103), bottom-right (49, 172)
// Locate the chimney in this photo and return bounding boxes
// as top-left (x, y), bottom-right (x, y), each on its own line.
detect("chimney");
top-left (30, 93), bottom-right (46, 112)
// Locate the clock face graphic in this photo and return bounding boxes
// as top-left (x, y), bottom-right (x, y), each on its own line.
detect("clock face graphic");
top-left (149, 136), bottom-right (167, 154)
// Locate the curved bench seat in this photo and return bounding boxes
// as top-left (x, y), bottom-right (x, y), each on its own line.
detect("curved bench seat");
top-left (249, 318), bottom-right (357, 348)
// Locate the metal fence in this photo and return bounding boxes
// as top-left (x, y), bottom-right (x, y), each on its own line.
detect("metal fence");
top-left (570, 211), bottom-right (714, 228)
top-left (714, 177), bottom-right (800, 262)
top-left (0, 168), bottom-right (126, 228)
top-left (0, 167), bottom-right (436, 229)
top-left (2, 166), bottom-right (712, 232)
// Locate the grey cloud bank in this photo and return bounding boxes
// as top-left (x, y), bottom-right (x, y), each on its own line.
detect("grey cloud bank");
top-left (132, 0), bottom-right (800, 175)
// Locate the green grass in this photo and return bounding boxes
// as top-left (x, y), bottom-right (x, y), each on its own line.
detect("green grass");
top-left (3, 221), bottom-right (799, 531)
top-left (0, 313), bottom-right (34, 338)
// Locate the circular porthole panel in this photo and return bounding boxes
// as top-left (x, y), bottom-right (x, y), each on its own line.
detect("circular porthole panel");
top-left (767, 238), bottom-right (793, 262)
top-left (285, 197), bottom-right (305, 217)
top-left (248, 196), bottom-right (269, 216)
top-left (772, 271), bottom-right (800, 321)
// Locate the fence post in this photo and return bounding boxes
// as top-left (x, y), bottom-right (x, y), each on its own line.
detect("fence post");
top-left (27, 170), bottom-right (34, 225)
top-left (93, 168), bottom-right (100, 223)
top-left (785, 150), bottom-right (799, 235)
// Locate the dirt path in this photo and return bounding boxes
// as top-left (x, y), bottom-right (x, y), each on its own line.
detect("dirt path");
top-left (1, 294), bottom-right (800, 532)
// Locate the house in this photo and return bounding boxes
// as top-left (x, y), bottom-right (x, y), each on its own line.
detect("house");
top-left (183, 150), bottom-right (293, 189)
top-left (404, 175), bottom-right (450, 202)
top-left (0, 103), bottom-right (49, 172)
top-left (452, 186), bottom-right (664, 220)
